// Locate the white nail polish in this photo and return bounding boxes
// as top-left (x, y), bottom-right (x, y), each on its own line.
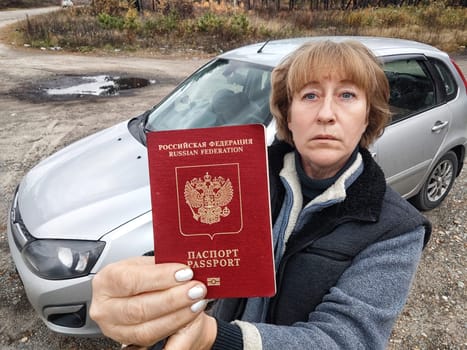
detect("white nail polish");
top-left (175, 268), bottom-right (193, 282)
top-left (188, 285), bottom-right (205, 300)
top-left (190, 299), bottom-right (207, 313)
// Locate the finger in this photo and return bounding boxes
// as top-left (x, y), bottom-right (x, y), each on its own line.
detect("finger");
top-left (91, 279), bottom-right (207, 331)
top-left (107, 301), bottom-right (210, 347)
top-left (118, 282), bottom-right (208, 325)
top-left (163, 313), bottom-right (217, 350)
top-left (92, 259), bottom-right (191, 298)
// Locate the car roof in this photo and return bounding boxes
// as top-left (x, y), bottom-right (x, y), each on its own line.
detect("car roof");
top-left (219, 36), bottom-right (446, 67)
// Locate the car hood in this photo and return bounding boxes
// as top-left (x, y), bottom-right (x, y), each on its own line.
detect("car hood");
top-left (18, 121), bottom-right (151, 240)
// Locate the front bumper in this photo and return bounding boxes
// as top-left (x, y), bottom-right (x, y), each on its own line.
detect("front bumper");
top-left (7, 197), bottom-right (155, 337)
top-left (7, 219), bottom-right (102, 336)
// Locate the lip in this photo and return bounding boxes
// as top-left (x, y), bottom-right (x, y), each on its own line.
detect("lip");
top-left (312, 134), bottom-right (338, 140)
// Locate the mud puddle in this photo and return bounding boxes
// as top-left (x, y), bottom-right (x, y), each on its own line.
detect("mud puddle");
top-left (9, 73), bottom-right (166, 103)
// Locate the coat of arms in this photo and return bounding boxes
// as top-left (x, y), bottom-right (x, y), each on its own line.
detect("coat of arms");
top-left (184, 172), bottom-right (233, 224)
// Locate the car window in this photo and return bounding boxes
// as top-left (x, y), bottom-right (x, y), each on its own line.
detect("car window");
top-left (429, 58), bottom-right (458, 101)
top-left (384, 59), bottom-right (436, 123)
top-left (146, 59), bottom-right (272, 131)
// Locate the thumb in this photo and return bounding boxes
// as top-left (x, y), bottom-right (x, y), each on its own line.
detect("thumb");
top-left (163, 313), bottom-right (216, 350)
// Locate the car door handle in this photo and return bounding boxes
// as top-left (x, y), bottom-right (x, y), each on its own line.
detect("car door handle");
top-left (431, 120), bottom-right (449, 132)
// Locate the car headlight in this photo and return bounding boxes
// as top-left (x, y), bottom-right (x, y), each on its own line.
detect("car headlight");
top-left (22, 239), bottom-right (105, 280)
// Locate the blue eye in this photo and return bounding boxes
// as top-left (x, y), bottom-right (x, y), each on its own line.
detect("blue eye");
top-left (341, 92), bottom-right (356, 99)
top-left (304, 93), bottom-right (317, 100)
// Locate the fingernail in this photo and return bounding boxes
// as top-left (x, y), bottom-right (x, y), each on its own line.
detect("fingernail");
top-left (190, 299), bottom-right (208, 313)
top-left (188, 285), bottom-right (205, 300)
top-left (175, 268), bottom-right (193, 282)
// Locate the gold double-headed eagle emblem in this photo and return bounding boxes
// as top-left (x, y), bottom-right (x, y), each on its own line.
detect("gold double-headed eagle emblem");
top-left (184, 172), bottom-right (233, 224)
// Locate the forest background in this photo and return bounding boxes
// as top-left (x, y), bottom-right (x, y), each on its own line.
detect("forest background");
top-left (0, 0), bottom-right (466, 56)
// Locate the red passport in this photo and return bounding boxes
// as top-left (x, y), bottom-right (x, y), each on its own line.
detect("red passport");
top-left (147, 124), bottom-right (275, 298)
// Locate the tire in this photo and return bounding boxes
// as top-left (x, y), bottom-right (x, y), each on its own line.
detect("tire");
top-left (411, 151), bottom-right (458, 211)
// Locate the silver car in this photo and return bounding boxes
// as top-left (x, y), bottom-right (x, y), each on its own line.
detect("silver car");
top-left (7, 36), bottom-right (467, 336)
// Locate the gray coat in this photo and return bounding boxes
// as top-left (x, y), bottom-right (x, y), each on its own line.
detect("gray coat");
top-left (210, 142), bottom-right (431, 350)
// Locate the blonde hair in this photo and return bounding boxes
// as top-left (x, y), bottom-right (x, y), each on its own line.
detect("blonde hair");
top-left (270, 40), bottom-right (390, 148)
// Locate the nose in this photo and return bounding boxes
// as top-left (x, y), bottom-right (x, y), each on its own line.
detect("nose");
top-left (317, 96), bottom-right (336, 124)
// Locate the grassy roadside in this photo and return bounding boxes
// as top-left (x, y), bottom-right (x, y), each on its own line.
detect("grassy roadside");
top-left (2, 0), bottom-right (467, 55)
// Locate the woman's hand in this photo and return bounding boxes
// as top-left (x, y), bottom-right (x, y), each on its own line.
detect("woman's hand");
top-left (89, 256), bottom-right (215, 348)
top-left (164, 312), bottom-right (217, 350)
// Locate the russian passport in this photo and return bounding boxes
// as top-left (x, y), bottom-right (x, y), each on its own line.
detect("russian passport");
top-left (147, 124), bottom-right (276, 298)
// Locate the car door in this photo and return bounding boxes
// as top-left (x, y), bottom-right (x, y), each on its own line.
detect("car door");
top-left (372, 55), bottom-right (452, 198)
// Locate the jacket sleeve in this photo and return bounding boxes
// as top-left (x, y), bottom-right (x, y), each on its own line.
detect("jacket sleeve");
top-left (212, 319), bottom-right (243, 350)
top-left (213, 226), bottom-right (425, 350)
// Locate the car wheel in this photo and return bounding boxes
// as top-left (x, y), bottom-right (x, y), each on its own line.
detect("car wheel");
top-left (412, 151), bottom-right (458, 211)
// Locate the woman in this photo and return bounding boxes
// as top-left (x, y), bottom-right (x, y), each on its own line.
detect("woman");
top-left (90, 40), bottom-right (431, 350)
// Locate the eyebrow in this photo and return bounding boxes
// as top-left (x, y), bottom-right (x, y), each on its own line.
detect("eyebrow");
top-left (300, 79), bottom-right (360, 87)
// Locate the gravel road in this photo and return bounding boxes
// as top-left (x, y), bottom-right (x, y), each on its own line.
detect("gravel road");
top-left (0, 7), bottom-right (466, 350)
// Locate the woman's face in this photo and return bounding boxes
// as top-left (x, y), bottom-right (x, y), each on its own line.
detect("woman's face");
top-left (288, 73), bottom-right (368, 179)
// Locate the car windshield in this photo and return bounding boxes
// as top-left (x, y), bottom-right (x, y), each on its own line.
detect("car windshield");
top-left (145, 59), bottom-right (273, 131)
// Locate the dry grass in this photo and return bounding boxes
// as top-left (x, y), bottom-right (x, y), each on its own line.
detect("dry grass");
top-left (4, 1), bottom-right (467, 55)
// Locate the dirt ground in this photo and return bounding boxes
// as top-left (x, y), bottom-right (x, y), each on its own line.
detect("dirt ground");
top-left (0, 7), bottom-right (466, 350)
